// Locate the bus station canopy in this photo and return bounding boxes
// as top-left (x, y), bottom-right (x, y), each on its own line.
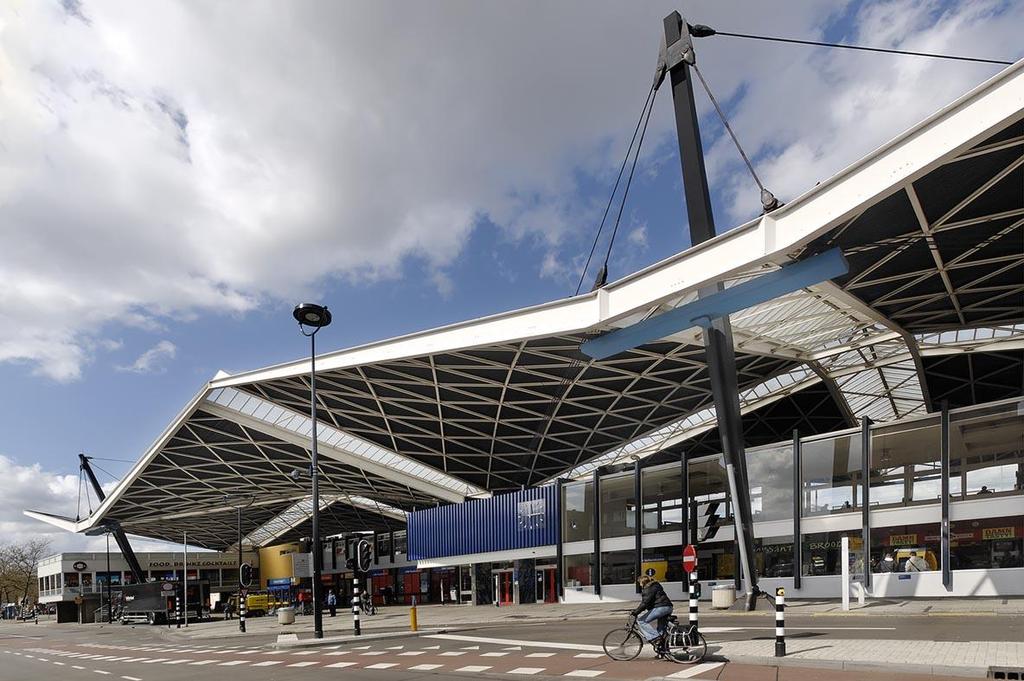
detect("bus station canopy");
top-left (27, 59), bottom-right (1024, 551)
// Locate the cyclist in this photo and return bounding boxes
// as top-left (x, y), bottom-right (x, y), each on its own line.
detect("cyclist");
top-left (630, 575), bottom-right (673, 652)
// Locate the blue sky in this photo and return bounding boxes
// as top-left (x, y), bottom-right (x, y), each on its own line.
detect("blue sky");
top-left (2, 0), bottom-right (1021, 548)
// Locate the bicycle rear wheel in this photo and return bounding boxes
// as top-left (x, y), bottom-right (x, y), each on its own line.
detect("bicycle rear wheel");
top-left (602, 628), bottom-right (643, 661)
top-left (666, 630), bottom-right (707, 664)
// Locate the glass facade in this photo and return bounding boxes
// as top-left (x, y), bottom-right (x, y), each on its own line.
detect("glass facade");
top-left (951, 516), bottom-right (1023, 570)
top-left (746, 444), bottom-right (793, 522)
top-left (950, 402), bottom-right (1024, 498)
top-left (801, 432), bottom-right (861, 515)
top-left (870, 418), bottom-right (942, 507)
top-left (394, 530), bottom-right (408, 556)
top-left (600, 550), bottom-right (636, 584)
top-left (870, 524), bottom-right (940, 572)
top-left (563, 554), bottom-right (593, 588)
top-left (562, 481), bottom-right (594, 542)
top-left (641, 545), bottom-right (684, 583)
top-left (556, 398), bottom-right (1022, 589)
top-left (600, 473), bottom-right (636, 538)
top-left (755, 535), bottom-right (794, 577)
top-left (689, 455), bottom-right (732, 538)
top-left (802, 531), bottom-right (862, 576)
top-left (641, 465), bottom-right (684, 534)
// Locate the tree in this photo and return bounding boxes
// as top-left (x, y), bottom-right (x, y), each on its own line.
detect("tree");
top-left (0, 538), bottom-right (52, 607)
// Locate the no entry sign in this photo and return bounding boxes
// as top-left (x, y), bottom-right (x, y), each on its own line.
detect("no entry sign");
top-left (682, 544), bottom-right (698, 573)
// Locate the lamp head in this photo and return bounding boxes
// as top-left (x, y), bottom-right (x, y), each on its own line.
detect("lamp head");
top-left (293, 303), bottom-right (332, 328)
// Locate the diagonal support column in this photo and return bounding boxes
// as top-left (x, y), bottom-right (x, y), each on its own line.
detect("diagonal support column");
top-left (662, 11), bottom-right (760, 610)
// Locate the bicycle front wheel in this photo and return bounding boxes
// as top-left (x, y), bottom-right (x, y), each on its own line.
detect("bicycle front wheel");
top-left (666, 630), bottom-right (707, 664)
top-left (602, 628), bottom-right (643, 661)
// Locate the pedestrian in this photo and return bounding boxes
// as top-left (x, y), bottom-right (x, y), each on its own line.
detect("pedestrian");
top-left (905, 551), bottom-right (929, 572)
top-left (383, 585), bottom-right (394, 606)
top-left (327, 590), bottom-right (337, 617)
top-left (978, 485), bottom-right (992, 494)
top-left (877, 552), bottom-right (896, 573)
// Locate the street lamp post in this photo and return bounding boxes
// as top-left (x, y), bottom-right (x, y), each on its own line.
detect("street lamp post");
top-left (293, 303), bottom-right (332, 640)
top-left (84, 523), bottom-right (117, 624)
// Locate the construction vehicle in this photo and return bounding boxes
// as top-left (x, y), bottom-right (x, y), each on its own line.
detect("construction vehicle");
top-left (227, 590), bottom-right (289, 618)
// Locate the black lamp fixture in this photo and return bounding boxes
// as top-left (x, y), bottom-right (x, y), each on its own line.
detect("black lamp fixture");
top-left (293, 302), bottom-right (332, 639)
top-left (293, 303), bottom-right (332, 329)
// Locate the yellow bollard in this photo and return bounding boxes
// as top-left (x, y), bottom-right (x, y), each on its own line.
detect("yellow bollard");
top-left (410, 596), bottom-right (418, 631)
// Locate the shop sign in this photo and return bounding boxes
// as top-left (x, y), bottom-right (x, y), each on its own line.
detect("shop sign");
top-left (72, 561), bottom-right (87, 571)
top-left (889, 534), bottom-right (917, 546)
top-left (291, 552), bottom-right (312, 578)
top-left (982, 527), bottom-right (1015, 540)
top-left (267, 578), bottom-right (292, 587)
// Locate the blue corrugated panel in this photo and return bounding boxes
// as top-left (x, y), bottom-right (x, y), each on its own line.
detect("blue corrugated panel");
top-left (407, 486), bottom-right (560, 561)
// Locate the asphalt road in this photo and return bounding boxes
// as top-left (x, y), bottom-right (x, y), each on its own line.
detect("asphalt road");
top-left (2, 613), bottom-right (1016, 681)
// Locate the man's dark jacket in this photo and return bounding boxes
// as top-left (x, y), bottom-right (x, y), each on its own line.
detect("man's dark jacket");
top-left (631, 581), bottom-right (672, 616)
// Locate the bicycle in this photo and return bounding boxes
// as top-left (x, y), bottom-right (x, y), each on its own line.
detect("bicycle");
top-left (602, 614), bottom-right (707, 664)
top-left (360, 594), bottom-right (377, 616)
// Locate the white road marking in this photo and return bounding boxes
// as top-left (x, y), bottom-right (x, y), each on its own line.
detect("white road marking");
top-left (162, 659), bottom-right (190, 664)
top-left (409, 664), bottom-right (443, 671)
top-left (360, 651), bottom-right (386, 656)
top-left (509, 668), bottom-right (546, 675)
top-left (292, 650), bottom-right (319, 655)
top-left (287, 661), bottom-right (318, 667)
top-left (366, 663), bottom-right (398, 669)
top-left (54, 662), bottom-right (66, 666)
top-left (481, 652), bottom-right (509, 657)
top-left (429, 634), bottom-right (604, 653)
top-left (461, 646), bottom-right (480, 650)
top-left (563, 671), bottom-right (603, 678)
top-left (386, 645), bottom-right (404, 650)
top-left (503, 647), bottom-right (523, 651)
top-left (325, 662), bottom-right (357, 669)
top-left (188, 660), bottom-right (218, 665)
top-left (440, 651), bottom-right (466, 656)
top-left (72, 666), bottom-right (86, 670)
top-left (218, 660), bottom-right (250, 666)
top-left (325, 651), bottom-right (351, 656)
top-left (252, 661), bottom-right (283, 666)
top-left (574, 653), bottom-right (603, 658)
top-left (666, 662), bottom-right (725, 678)
top-left (121, 677), bottom-right (143, 681)
top-left (141, 658), bottom-right (169, 664)
top-left (422, 645), bottom-right (440, 649)
top-left (398, 651), bottom-right (425, 656)
top-left (526, 652), bottom-right (556, 658)
top-left (93, 671), bottom-right (111, 676)
top-left (352, 645), bottom-right (371, 650)
top-left (455, 665), bottom-right (492, 673)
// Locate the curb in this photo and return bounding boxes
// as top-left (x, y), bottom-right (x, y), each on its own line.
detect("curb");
top-left (273, 627), bottom-right (451, 649)
top-left (651, 654), bottom-right (989, 678)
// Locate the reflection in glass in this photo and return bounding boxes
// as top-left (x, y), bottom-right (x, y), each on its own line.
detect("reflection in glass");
top-left (950, 402), bottom-right (1023, 498)
top-left (642, 545), bottom-right (684, 582)
top-left (870, 418), bottom-right (941, 507)
top-left (563, 554), bottom-right (593, 587)
top-left (642, 465), bottom-right (684, 534)
top-left (562, 481), bottom-right (594, 542)
top-left (801, 531), bottom-right (862, 576)
top-left (754, 535), bottom-right (794, 577)
top-left (601, 550), bottom-right (637, 584)
top-left (746, 444), bottom-right (793, 521)
top-left (600, 474), bottom-right (636, 538)
top-left (801, 433), bottom-right (861, 515)
top-left (689, 455), bottom-right (732, 539)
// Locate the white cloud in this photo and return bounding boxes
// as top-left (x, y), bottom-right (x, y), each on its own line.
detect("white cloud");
top-left (627, 225), bottom-right (648, 249)
top-left (115, 340), bottom-right (176, 374)
top-left (0, 0), bottom-right (1019, 382)
top-left (0, 454), bottom-right (193, 554)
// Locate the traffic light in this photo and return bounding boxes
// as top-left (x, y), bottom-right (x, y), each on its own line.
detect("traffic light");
top-left (357, 539), bottom-right (372, 573)
top-left (239, 562), bottom-right (253, 588)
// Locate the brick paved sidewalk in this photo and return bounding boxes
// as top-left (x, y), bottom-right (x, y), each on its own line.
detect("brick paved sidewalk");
top-left (707, 637), bottom-right (1024, 676)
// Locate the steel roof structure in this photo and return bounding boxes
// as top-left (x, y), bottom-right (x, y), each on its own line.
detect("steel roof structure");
top-left (26, 59), bottom-right (1024, 551)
